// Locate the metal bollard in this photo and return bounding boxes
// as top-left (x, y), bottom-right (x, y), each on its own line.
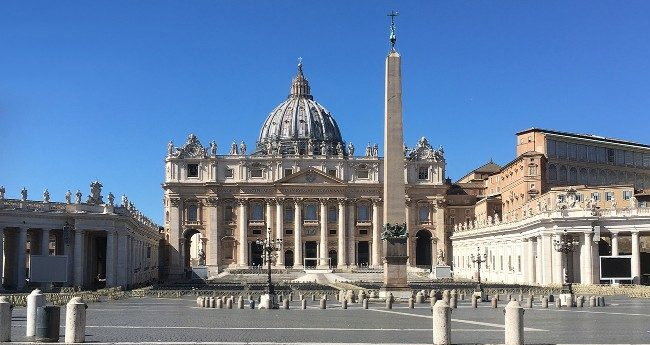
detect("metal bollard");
top-left (599, 296), bottom-right (605, 307)
top-left (460, 293), bottom-right (465, 301)
top-left (408, 297), bottom-right (414, 309)
top-left (471, 296), bottom-right (478, 308)
top-left (283, 299), bottom-right (289, 310)
top-left (0, 296), bottom-right (12, 342)
top-left (541, 296), bottom-right (548, 309)
top-left (548, 294), bottom-right (554, 302)
top-left (386, 298), bottom-right (393, 309)
top-left (526, 297), bottom-right (533, 308)
top-left (504, 300), bottom-right (524, 345)
top-left (555, 298), bottom-right (561, 308)
top-left (289, 292), bottom-right (293, 301)
top-left (342, 299), bottom-right (347, 309)
top-left (65, 297), bottom-right (87, 343)
top-left (320, 297), bottom-right (327, 309)
top-left (301, 299), bottom-right (307, 309)
top-left (26, 289), bottom-right (46, 337)
top-left (35, 305), bottom-right (60, 342)
top-left (491, 297), bottom-right (498, 308)
top-left (279, 293), bottom-right (283, 302)
top-left (363, 298), bottom-right (368, 309)
top-left (432, 300), bottom-right (452, 345)
top-left (507, 294), bottom-right (512, 301)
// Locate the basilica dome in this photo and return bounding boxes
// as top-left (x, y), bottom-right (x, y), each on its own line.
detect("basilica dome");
top-left (256, 62), bottom-right (345, 156)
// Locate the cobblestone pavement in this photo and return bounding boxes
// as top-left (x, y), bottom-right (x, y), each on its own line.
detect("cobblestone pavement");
top-left (7, 295), bottom-right (650, 344)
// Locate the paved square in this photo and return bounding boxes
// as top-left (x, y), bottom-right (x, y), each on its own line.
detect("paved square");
top-left (7, 295), bottom-right (650, 344)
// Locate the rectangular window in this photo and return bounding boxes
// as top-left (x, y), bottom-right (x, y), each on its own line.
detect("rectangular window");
top-left (623, 190), bottom-right (632, 200)
top-left (568, 143), bottom-right (577, 160)
top-left (591, 192), bottom-right (600, 201)
top-left (225, 168), bottom-right (234, 178)
top-left (625, 151), bottom-right (634, 166)
top-left (635, 152), bottom-right (643, 167)
top-left (328, 169), bottom-right (337, 177)
top-left (587, 146), bottom-right (596, 162)
top-left (304, 204), bottom-right (318, 221)
top-left (616, 150), bottom-right (625, 166)
top-left (597, 147), bottom-right (607, 163)
top-left (576, 193), bottom-right (584, 202)
top-left (252, 228), bottom-right (262, 235)
top-left (577, 144), bottom-right (587, 161)
top-left (284, 206), bottom-right (294, 221)
top-left (557, 141), bottom-right (567, 158)
top-left (529, 165), bottom-right (537, 176)
top-left (418, 205), bottom-right (429, 222)
top-left (607, 149), bottom-right (616, 164)
top-left (250, 204), bottom-right (264, 221)
top-left (605, 192), bottom-right (614, 201)
top-left (357, 205), bottom-right (370, 222)
top-left (284, 168), bottom-right (293, 177)
top-left (518, 256), bottom-right (521, 272)
top-left (285, 229), bottom-right (293, 235)
top-left (359, 229), bottom-right (368, 235)
top-left (147, 246), bottom-right (151, 259)
top-left (187, 164), bottom-right (199, 178)
top-left (250, 169), bottom-right (263, 178)
top-left (224, 206), bottom-right (233, 222)
top-left (329, 229), bottom-right (336, 235)
top-left (328, 206), bottom-right (337, 223)
top-left (357, 169), bottom-right (369, 179)
top-left (418, 167), bottom-right (429, 180)
top-left (547, 139), bottom-right (556, 157)
top-left (644, 154), bottom-right (650, 168)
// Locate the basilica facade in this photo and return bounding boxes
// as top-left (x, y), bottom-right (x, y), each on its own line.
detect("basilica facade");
top-left (162, 63), bottom-right (448, 278)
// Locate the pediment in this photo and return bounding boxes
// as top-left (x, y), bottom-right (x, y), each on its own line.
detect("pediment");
top-left (276, 168), bottom-right (345, 185)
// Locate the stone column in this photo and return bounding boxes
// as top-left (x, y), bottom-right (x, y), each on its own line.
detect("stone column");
top-left (73, 229), bottom-right (85, 288)
top-left (116, 232), bottom-right (128, 288)
top-left (294, 199), bottom-right (303, 268)
top-left (525, 238), bottom-right (535, 284)
top-left (610, 232), bottom-right (619, 256)
top-left (405, 200), bottom-right (411, 265)
top-left (540, 233), bottom-right (552, 285)
top-left (0, 228), bottom-right (4, 286)
top-left (40, 229), bottom-right (50, 256)
top-left (275, 199), bottom-right (284, 267)
top-left (168, 198), bottom-right (182, 277)
top-left (106, 231), bottom-right (116, 287)
top-left (319, 199), bottom-right (328, 268)
top-left (347, 200), bottom-right (356, 266)
top-left (266, 199), bottom-right (274, 236)
top-left (237, 199), bottom-right (248, 267)
top-left (371, 200), bottom-right (381, 267)
top-left (580, 232), bottom-right (593, 285)
top-left (552, 233), bottom-right (563, 284)
top-left (207, 198), bottom-right (220, 270)
top-left (17, 227), bottom-right (27, 290)
top-left (535, 236), bottom-right (542, 285)
top-left (631, 231), bottom-right (640, 284)
top-left (337, 199), bottom-right (346, 268)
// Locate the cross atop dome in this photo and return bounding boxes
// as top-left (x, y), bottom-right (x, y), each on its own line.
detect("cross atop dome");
top-left (290, 58), bottom-right (311, 99)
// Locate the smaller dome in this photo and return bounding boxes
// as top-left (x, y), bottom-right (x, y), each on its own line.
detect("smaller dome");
top-left (256, 61), bottom-right (345, 156)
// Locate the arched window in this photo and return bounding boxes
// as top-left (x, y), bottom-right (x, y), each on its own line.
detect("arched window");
top-left (558, 166), bottom-right (567, 182)
top-left (569, 167), bottom-right (578, 184)
top-left (224, 205), bottom-right (233, 222)
top-left (589, 169), bottom-right (598, 185)
top-left (579, 168), bottom-right (588, 184)
top-left (188, 205), bottom-right (198, 221)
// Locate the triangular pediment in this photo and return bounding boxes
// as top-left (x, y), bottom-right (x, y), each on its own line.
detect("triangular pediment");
top-left (276, 168), bottom-right (345, 185)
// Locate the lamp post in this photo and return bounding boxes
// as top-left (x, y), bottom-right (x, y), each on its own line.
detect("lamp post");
top-left (256, 227), bottom-right (282, 309)
top-left (553, 229), bottom-right (579, 295)
top-left (470, 246), bottom-right (488, 301)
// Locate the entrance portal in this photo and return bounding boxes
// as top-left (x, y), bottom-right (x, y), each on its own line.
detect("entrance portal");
top-left (415, 229), bottom-right (432, 269)
top-left (305, 241), bottom-right (317, 268)
top-left (357, 241), bottom-right (369, 267)
top-left (250, 242), bottom-right (263, 267)
top-left (328, 250), bottom-right (337, 268)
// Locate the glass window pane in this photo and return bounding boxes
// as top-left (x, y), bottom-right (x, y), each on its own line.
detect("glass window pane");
top-left (577, 144), bottom-right (587, 161)
top-left (568, 143), bottom-right (576, 160)
top-left (557, 141), bottom-right (567, 158)
top-left (597, 147), bottom-right (606, 163)
top-left (305, 204), bottom-right (317, 220)
top-left (547, 139), bottom-right (556, 157)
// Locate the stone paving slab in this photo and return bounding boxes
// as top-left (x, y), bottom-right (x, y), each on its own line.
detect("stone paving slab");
top-left (6, 295), bottom-right (650, 344)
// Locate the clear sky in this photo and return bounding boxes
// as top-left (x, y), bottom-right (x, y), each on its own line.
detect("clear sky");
top-left (2, 1), bottom-right (649, 224)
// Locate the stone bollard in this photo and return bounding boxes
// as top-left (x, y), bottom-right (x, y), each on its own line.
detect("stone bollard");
top-left (408, 297), bottom-right (414, 309)
top-left (289, 292), bottom-right (293, 301)
top-left (359, 291), bottom-right (367, 302)
top-left (0, 296), bottom-right (13, 342)
top-left (599, 296), bottom-right (605, 307)
top-left (226, 298), bottom-right (233, 309)
top-left (345, 290), bottom-right (356, 303)
top-left (541, 296), bottom-right (548, 309)
top-left (471, 296), bottom-right (478, 308)
top-left (504, 300), bottom-right (524, 345)
top-left (342, 299), bottom-right (347, 309)
top-left (526, 297), bottom-right (533, 308)
top-left (507, 294), bottom-right (512, 301)
top-left (338, 291), bottom-right (345, 302)
top-left (416, 292), bottom-right (424, 304)
top-left (432, 300), bottom-right (452, 345)
top-left (283, 299), bottom-right (289, 310)
top-left (576, 296), bottom-right (583, 308)
top-left (548, 294), bottom-right (554, 302)
top-left (217, 298), bottom-right (223, 309)
top-left (298, 293), bottom-right (304, 301)
top-left (312, 294), bottom-right (316, 301)
top-left (197, 297), bottom-right (204, 307)
top-left (491, 297), bottom-right (498, 308)
top-left (460, 293), bottom-right (465, 301)
top-left (431, 296), bottom-right (438, 308)
top-left (26, 289), bottom-right (46, 337)
top-left (555, 298), bottom-right (561, 308)
top-left (320, 297), bottom-right (327, 309)
top-left (386, 298), bottom-right (393, 309)
top-left (238, 297), bottom-right (244, 309)
top-left (518, 294), bottom-right (523, 303)
top-left (449, 294), bottom-right (457, 309)
top-left (279, 293), bottom-right (283, 302)
top-left (208, 297), bottom-right (214, 308)
top-left (496, 294), bottom-right (500, 301)
top-left (442, 290), bottom-right (451, 304)
top-left (301, 299), bottom-right (307, 310)
top-left (65, 297), bottom-right (87, 343)
top-left (363, 298), bottom-right (369, 309)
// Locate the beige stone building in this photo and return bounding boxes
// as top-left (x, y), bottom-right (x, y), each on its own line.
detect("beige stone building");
top-left (162, 63), bottom-right (449, 278)
top-left (0, 182), bottom-right (161, 291)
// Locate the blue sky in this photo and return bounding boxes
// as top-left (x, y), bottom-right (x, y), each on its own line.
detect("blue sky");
top-left (1, 1), bottom-right (649, 224)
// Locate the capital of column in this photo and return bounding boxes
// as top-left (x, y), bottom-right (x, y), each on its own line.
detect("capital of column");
top-left (169, 197), bottom-right (181, 207)
top-left (236, 198), bottom-right (248, 206)
top-left (337, 198), bottom-right (346, 206)
top-left (631, 231), bottom-right (640, 238)
top-left (266, 199), bottom-right (276, 206)
top-left (205, 197), bottom-right (219, 207)
top-left (293, 198), bottom-right (303, 206)
top-left (610, 232), bottom-right (619, 238)
top-left (319, 198), bottom-right (328, 205)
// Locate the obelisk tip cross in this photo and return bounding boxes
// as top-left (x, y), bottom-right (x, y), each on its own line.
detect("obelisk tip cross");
top-left (387, 10), bottom-right (399, 51)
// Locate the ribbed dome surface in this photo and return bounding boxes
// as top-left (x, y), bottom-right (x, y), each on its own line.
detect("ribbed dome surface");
top-left (256, 62), bottom-right (344, 156)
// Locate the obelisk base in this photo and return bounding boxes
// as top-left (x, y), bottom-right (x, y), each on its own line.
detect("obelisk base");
top-left (380, 238), bottom-right (410, 299)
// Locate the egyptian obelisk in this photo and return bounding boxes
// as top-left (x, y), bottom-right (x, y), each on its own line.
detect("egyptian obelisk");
top-left (381, 11), bottom-right (410, 298)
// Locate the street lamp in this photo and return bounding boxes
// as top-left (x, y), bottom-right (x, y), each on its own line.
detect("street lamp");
top-left (470, 246), bottom-right (488, 301)
top-left (553, 229), bottom-right (579, 296)
top-left (256, 227), bottom-right (282, 309)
